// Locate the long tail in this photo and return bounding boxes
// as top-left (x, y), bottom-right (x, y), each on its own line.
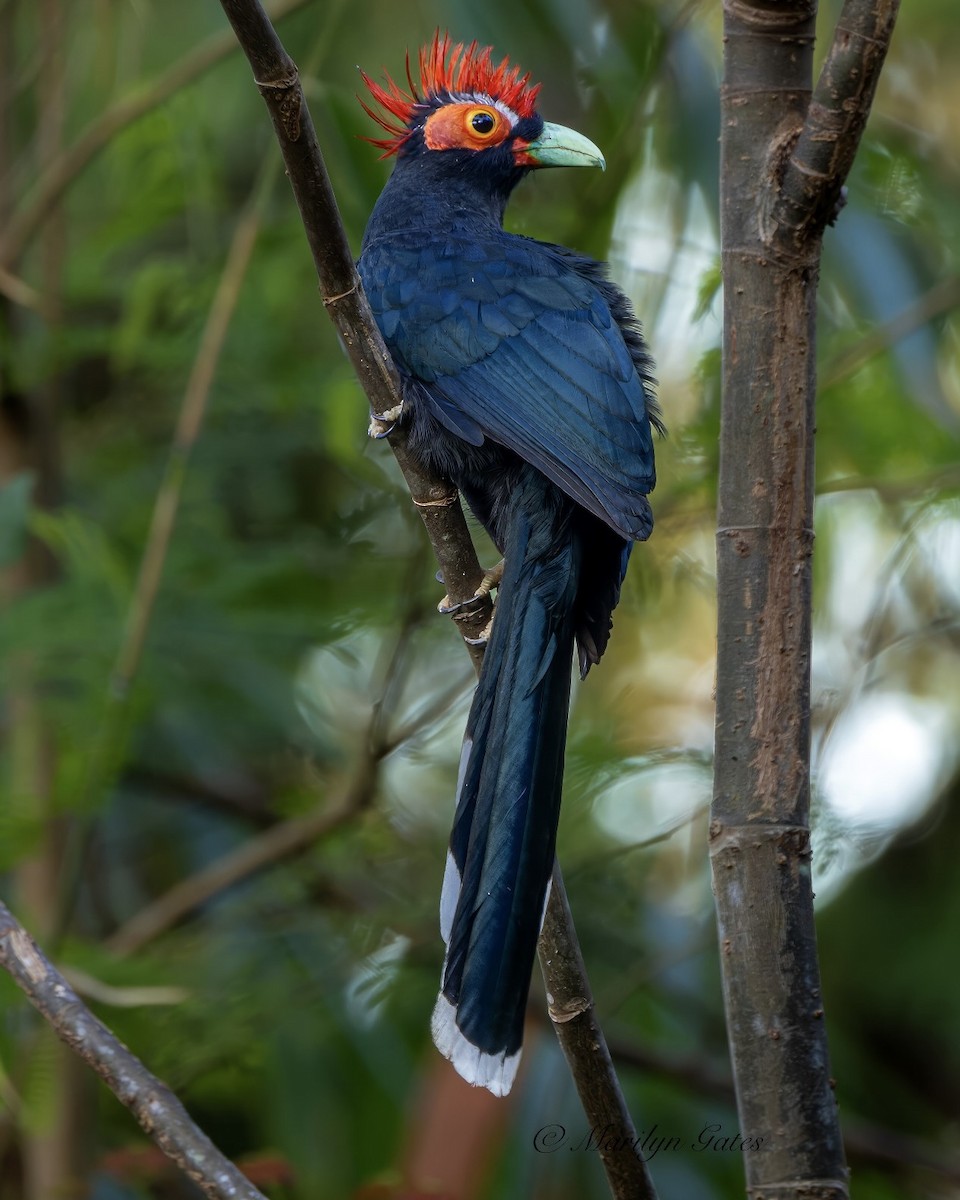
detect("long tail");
top-left (431, 490), bottom-right (580, 1096)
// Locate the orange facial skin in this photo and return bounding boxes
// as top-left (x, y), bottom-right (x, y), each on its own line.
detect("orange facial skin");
top-left (422, 102), bottom-right (540, 168)
top-left (423, 103), bottom-right (512, 152)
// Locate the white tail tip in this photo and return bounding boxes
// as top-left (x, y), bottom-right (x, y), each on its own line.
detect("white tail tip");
top-left (430, 993), bottom-right (521, 1097)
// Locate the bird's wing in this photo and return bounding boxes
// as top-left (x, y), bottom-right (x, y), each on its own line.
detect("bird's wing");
top-left (362, 234), bottom-right (657, 542)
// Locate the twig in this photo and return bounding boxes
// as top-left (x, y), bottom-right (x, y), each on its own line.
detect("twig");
top-left (56, 158), bottom-right (278, 939)
top-left (219, 8), bottom-right (655, 1198)
top-left (817, 464), bottom-right (960, 501)
top-left (822, 273), bottom-right (960, 390)
top-left (774, 0), bottom-right (902, 248)
top-left (113, 171), bottom-right (275, 699)
top-left (217, 0), bottom-right (492, 666)
top-left (0, 0), bottom-right (315, 271)
top-left (0, 263), bottom-right (40, 309)
top-left (103, 673), bottom-right (474, 958)
top-left (0, 903), bottom-right (267, 1200)
top-left (105, 588), bottom-right (432, 959)
top-left (103, 783), bottom-right (371, 959)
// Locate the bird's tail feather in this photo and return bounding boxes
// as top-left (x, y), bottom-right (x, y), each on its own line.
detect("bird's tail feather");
top-left (431, 496), bottom-right (579, 1095)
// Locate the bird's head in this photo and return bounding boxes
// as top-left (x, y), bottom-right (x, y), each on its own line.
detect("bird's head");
top-left (359, 32), bottom-right (604, 192)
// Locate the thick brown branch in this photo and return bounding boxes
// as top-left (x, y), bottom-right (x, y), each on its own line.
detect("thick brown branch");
top-left (774, 0), bottom-right (902, 248)
top-left (0, 904), bottom-right (266, 1200)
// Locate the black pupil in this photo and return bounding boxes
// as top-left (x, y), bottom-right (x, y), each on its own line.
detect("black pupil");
top-left (472, 111), bottom-right (495, 134)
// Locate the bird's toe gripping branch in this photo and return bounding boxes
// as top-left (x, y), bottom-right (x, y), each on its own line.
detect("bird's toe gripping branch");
top-left (367, 401), bottom-right (404, 439)
top-left (474, 559), bottom-right (504, 599)
top-left (439, 560), bottom-right (504, 645)
top-left (464, 617), bottom-right (494, 646)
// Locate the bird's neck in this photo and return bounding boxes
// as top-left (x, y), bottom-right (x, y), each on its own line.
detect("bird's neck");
top-left (364, 154), bottom-right (520, 244)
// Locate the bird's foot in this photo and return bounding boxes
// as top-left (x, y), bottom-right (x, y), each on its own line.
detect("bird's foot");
top-left (367, 401), bottom-right (404, 439)
top-left (473, 559), bottom-right (504, 599)
top-left (464, 616), bottom-right (494, 646)
top-left (437, 560), bottom-right (504, 615)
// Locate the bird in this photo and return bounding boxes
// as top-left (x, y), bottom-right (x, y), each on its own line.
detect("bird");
top-left (358, 32), bottom-right (661, 1096)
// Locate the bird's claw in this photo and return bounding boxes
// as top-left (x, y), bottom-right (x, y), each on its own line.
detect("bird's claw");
top-left (474, 560), bottom-right (504, 599)
top-left (438, 560), bottom-right (505, 615)
top-left (367, 401), bottom-right (404, 439)
top-left (464, 617), bottom-right (494, 646)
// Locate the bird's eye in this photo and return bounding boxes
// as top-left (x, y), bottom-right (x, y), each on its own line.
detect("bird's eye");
top-left (467, 108), bottom-right (498, 137)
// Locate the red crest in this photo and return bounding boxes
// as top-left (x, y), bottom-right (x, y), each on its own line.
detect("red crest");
top-left (360, 31), bottom-right (542, 158)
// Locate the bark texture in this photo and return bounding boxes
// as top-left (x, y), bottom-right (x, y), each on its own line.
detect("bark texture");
top-left (714, 1), bottom-right (900, 1196)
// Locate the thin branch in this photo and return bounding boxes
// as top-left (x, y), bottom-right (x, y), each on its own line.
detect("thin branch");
top-left (0, 263), bottom-right (40, 309)
top-left (822, 273), bottom-right (960, 390)
top-left (105, 591), bottom-right (431, 959)
top-left (103, 673), bottom-right (473, 959)
top-left (57, 159), bottom-right (278, 940)
top-left (0, 0), bottom-right (315, 271)
top-left (103, 780), bottom-right (371, 959)
top-left (539, 870), bottom-right (659, 1199)
top-left (112, 170), bottom-right (275, 700)
top-left (217, 0), bottom-right (492, 665)
top-left (774, 0), bottom-right (902, 248)
top-left (818, 463), bottom-right (960, 502)
top-left (219, 8), bottom-right (655, 1198)
top-left (0, 903), bottom-right (267, 1200)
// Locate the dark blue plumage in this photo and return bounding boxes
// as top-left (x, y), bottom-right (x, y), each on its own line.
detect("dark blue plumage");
top-left (359, 37), bottom-right (660, 1095)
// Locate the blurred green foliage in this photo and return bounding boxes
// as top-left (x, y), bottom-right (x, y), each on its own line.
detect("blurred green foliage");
top-left (1, 1), bottom-right (958, 1198)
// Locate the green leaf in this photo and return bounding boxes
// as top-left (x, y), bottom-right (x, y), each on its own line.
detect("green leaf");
top-left (0, 471), bottom-right (35, 567)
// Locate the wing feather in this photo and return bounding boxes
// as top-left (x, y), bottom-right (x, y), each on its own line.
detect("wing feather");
top-left (360, 233), bottom-right (657, 540)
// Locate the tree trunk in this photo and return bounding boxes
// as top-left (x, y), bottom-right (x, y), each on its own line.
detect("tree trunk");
top-left (713, 1), bottom-right (900, 1196)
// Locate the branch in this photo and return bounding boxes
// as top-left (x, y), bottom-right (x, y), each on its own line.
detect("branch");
top-left (715, 0), bottom-right (879, 1193)
top-left (539, 870), bottom-right (659, 1199)
top-left (0, 263), bottom-right (40, 309)
top-left (102, 783), bottom-right (369, 958)
top-left (821, 272), bottom-right (960, 390)
top-left (56, 158), bottom-right (277, 941)
top-left (606, 1036), bottom-right (960, 1184)
top-left (0, 903), bottom-right (267, 1200)
top-left (217, 0), bottom-right (491, 664)
top-left (773, 0), bottom-right (902, 248)
top-left (219, 6), bottom-right (656, 1197)
top-left (104, 591), bottom-right (446, 958)
top-left (0, 0), bottom-right (316, 271)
